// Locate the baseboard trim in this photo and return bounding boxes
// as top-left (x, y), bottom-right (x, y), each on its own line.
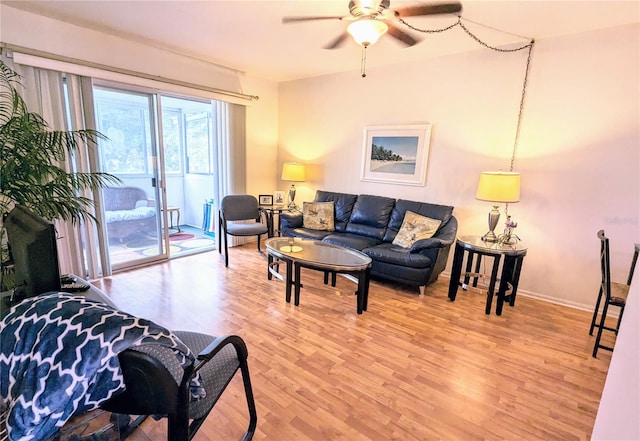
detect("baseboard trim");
top-left (440, 271), bottom-right (593, 313)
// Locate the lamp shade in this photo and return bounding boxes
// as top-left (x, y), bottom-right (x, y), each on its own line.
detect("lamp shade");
top-left (475, 171), bottom-right (520, 203)
top-left (281, 162), bottom-right (306, 182)
top-left (347, 19), bottom-right (388, 47)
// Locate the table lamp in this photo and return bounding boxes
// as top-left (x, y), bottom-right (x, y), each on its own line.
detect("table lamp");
top-left (281, 162), bottom-right (306, 208)
top-left (475, 171), bottom-right (520, 242)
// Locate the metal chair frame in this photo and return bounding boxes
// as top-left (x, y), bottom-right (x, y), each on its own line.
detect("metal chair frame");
top-left (589, 230), bottom-right (639, 358)
top-left (218, 195), bottom-right (269, 267)
top-left (100, 334), bottom-right (257, 441)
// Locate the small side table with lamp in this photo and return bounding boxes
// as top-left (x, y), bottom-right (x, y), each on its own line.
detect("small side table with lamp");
top-left (448, 171), bottom-right (527, 315)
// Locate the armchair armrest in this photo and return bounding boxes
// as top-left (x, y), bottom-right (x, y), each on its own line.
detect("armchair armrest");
top-left (258, 207), bottom-right (271, 230)
top-left (179, 334), bottom-right (250, 400)
top-left (193, 335), bottom-right (249, 374)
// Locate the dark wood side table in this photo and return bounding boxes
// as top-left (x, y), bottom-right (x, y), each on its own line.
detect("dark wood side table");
top-left (448, 235), bottom-right (527, 315)
top-left (261, 205), bottom-right (291, 237)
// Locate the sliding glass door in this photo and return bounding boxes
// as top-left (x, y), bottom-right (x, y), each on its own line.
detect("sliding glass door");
top-left (93, 87), bottom-right (167, 270)
top-left (92, 85), bottom-right (218, 272)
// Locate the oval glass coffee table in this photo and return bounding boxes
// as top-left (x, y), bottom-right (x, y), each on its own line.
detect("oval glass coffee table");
top-left (265, 237), bottom-right (372, 314)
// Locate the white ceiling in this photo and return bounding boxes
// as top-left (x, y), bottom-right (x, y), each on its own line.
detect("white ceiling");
top-left (5, 0), bottom-right (639, 82)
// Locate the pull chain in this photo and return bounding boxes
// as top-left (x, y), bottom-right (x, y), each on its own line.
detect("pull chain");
top-left (360, 45), bottom-right (368, 77)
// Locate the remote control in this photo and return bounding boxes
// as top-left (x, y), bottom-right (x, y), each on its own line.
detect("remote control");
top-left (61, 281), bottom-right (91, 292)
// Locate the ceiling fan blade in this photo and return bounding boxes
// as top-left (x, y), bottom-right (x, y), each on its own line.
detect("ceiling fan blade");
top-left (282, 16), bottom-right (344, 23)
top-left (324, 32), bottom-right (350, 50)
top-left (386, 22), bottom-right (419, 47)
top-left (393, 2), bottom-right (462, 18)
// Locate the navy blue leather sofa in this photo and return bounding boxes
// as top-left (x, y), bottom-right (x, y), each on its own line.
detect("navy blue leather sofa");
top-left (280, 190), bottom-right (458, 295)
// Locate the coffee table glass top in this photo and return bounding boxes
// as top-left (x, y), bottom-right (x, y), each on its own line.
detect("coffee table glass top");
top-left (265, 237), bottom-right (371, 271)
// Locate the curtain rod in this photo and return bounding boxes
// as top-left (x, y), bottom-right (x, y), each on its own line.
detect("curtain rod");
top-left (0, 42), bottom-right (259, 102)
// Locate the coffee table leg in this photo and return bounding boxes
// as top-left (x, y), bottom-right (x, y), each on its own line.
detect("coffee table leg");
top-left (356, 271), bottom-right (364, 314)
top-left (448, 243), bottom-right (464, 301)
top-left (267, 253), bottom-right (273, 280)
top-left (294, 263), bottom-right (301, 306)
top-left (357, 267), bottom-right (371, 314)
top-left (364, 267), bottom-right (371, 311)
top-left (285, 260), bottom-right (292, 303)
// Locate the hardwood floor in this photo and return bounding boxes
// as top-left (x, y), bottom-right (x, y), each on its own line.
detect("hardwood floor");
top-left (91, 244), bottom-right (613, 441)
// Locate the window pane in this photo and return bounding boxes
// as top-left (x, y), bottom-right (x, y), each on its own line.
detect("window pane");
top-left (161, 108), bottom-right (182, 174)
top-left (94, 89), bottom-right (151, 175)
top-left (185, 112), bottom-right (211, 174)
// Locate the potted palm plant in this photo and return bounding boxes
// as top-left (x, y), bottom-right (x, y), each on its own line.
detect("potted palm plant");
top-left (0, 60), bottom-right (120, 290)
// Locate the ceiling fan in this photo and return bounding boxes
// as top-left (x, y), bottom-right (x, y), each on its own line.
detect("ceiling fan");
top-left (282, 0), bottom-right (463, 49)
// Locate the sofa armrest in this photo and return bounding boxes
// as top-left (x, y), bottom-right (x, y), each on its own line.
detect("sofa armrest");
top-left (417, 216), bottom-right (457, 283)
top-left (409, 216), bottom-right (457, 253)
top-left (280, 212), bottom-right (303, 230)
top-left (409, 237), bottom-right (449, 252)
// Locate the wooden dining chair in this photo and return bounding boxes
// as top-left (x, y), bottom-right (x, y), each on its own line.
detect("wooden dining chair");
top-left (589, 230), bottom-right (639, 357)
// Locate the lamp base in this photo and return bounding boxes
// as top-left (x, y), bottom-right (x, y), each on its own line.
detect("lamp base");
top-left (288, 184), bottom-right (297, 209)
top-left (482, 231), bottom-right (499, 243)
top-left (482, 205), bottom-right (501, 243)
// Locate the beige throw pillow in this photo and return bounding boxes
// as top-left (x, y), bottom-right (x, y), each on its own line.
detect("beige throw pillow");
top-left (392, 211), bottom-right (442, 248)
top-left (303, 202), bottom-right (335, 231)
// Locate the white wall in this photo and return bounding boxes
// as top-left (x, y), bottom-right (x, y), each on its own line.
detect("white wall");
top-left (243, 75), bottom-right (280, 198)
top-left (278, 23), bottom-right (640, 310)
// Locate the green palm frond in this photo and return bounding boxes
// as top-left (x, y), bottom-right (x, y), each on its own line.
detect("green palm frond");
top-left (0, 59), bottom-right (121, 227)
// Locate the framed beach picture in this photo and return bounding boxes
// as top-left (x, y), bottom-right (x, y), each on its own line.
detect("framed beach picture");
top-left (361, 124), bottom-right (432, 186)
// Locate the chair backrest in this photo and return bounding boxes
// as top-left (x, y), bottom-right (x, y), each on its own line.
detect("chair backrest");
top-left (598, 230), bottom-right (639, 290)
top-left (220, 195), bottom-right (260, 222)
top-left (598, 230), bottom-right (612, 298)
top-left (100, 348), bottom-right (182, 416)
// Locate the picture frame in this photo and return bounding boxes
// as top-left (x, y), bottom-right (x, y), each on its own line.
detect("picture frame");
top-left (274, 191), bottom-right (286, 206)
top-left (259, 194), bottom-right (274, 206)
top-left (361, 123), bottom-right (432, 186)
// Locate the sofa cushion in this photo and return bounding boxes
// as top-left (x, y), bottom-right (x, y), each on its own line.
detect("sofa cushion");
top-left (105, 206), bottom-right (156, 223)
top-left (322, 232), bottom-right (381, 251)
top-left (392, 211), bottom-right (442, 248)
top-left (303, 201), bottom-right (335, 231)
top-left (345, 195), bottom-right (395, 240)
top-left (314, 190), bottom-right (357, 232)
top-left (363, 243), bottom-right (433, 269)
top-left (383, 199), bottom-right (454, 243)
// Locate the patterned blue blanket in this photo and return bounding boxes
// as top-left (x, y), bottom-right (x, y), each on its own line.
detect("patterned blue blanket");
top-left (0, 293), bottom-right (199, 441)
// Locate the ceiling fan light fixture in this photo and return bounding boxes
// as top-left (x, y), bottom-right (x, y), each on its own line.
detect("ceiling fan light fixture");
top-left (347, 18), bottom-right (388, 47)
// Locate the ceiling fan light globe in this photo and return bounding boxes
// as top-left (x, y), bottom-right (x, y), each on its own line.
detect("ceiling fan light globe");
top-left (347, 19), bottom-right (388, 46)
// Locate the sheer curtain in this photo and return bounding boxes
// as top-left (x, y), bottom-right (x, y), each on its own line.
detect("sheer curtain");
top-left (214, 101), bottom-right (248, 247)
top-left (1, 51), bottom-right (107, 279)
